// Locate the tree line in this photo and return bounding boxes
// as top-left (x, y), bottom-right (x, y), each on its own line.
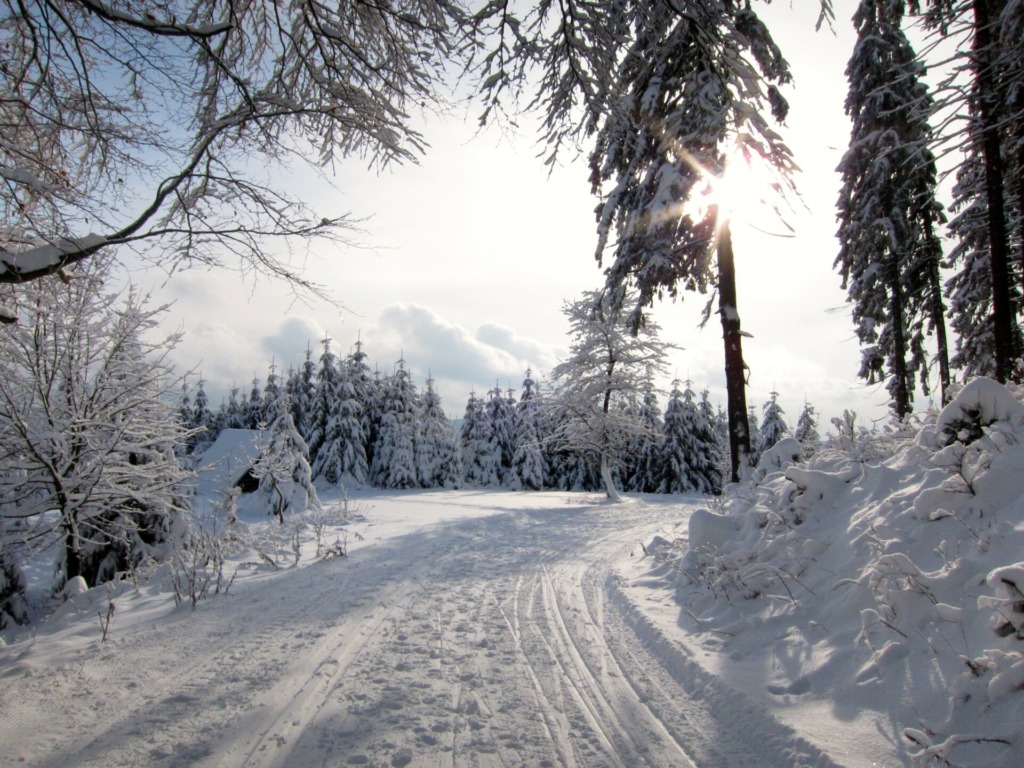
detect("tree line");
top-left (184, 290), bottom-right (821, 500)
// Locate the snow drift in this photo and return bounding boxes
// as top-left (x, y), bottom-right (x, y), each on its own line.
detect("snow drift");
top-left (655, 377), bottom-right (1024, 767)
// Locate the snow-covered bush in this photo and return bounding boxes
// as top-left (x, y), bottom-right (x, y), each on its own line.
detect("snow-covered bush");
top-left (666, 378), bottom-right (1024, 767)
top-left (922, 376), bottom-right (1024, 449)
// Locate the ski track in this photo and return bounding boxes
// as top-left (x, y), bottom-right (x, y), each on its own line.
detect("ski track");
top-left (1, 499), bottom-right (848, 767)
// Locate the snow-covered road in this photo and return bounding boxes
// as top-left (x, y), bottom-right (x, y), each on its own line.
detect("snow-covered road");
top-left (1, 493), bottom-right (840, 767)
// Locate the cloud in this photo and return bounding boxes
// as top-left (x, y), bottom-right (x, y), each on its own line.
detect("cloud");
top-left (260, 315), bottom-right (327, 370)
top-left (363, 304), bottom-right (557, 405)
top-left (475, 323), bottom-right (560, 374)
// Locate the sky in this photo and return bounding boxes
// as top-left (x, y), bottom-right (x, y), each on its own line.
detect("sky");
top-left (132, 2), bottom-right (931, 431)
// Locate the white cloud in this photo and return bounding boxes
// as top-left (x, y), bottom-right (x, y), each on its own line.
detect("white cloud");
top-left (362, 304), bottom-right (557, 407)
top-left (261, 315), bottom-right (327, 369)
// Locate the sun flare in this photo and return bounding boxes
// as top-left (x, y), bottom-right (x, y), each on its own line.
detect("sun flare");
top-left (681, 143), bottom-right (783, 227)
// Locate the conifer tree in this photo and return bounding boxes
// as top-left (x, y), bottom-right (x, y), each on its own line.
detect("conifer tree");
top-left (794, 401), bottom-right (821, 459)
top-left (915, 0), bottom-right (1020, 382)
top-left (417, 375), bottom-right (458, 488)
top-left (261, 360), bottom-right (282, 426)
top-left (747, 407), bottom-right (764, 468)
top-left (312, 364), bottom-right (368, 488)
top-left (297, 345), bottom-right (318, 440)
top-left (836, 0), bottom-right (950, 416)
top-left (348, 340), bottom-right (381, 472)
top-left (371, 358), bottom-right (419, 489)
top-left (306, 337), bottom-right (340, 468)
top-left (223, 385), bottom-right (246, 430)
top-left (190, 377), bottom-right (215, 454)
top-left (759, 391), bottom-right (789, 453)
top-left (628, 379), bottom-right (664, 493)
top-left (460, 392), bottom-right (499, 487)
top-left (659, 380), bottom-right (722, 495)
top-left (485, 382), bottom-right (518, 486)
top-left (511, 369), bottom-right (547, 491)
top-left (255, 394), bottom-right (320, 524)
top-left (245, 376), bottom-right (264, 430)
top-left (175, 382), bottom-right (191, 460)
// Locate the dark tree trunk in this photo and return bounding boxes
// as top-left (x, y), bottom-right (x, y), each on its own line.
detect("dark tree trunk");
top-left (929, 258), bottom-right (952, 403)
top-left (973, 0), bottom-right (1018, 382)
top-left (923, 209), bottom-right (952, 403)
top-left (887, 254), bottom-right (912, 418)
top-left (716, 218), bottom-right (750, 483)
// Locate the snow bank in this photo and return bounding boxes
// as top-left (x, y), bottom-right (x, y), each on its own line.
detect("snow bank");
top-left (659, 378), bottom-right (1024, 767)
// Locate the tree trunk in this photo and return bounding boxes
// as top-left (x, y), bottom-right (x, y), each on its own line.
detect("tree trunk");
top-left (925, 230), bottom-right (952, 403)
top-left (716, 218), bottom-right (751, 483)
top-left (62, 519), bottom-right (82, 584)
top-left (887, 253), bottom-right (912, 418)
top-left (973, 0), bottom-right (1018, 382)
top-left (600, 451), bottom-right (623, 503)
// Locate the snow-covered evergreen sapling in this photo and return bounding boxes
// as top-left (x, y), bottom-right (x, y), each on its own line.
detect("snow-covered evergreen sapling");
top-left (759, 391), bottom-right (789, 453)
top-left (794, 402), bottom-right (821, 459)
top-left (255, 394), bottom-right (320, 524)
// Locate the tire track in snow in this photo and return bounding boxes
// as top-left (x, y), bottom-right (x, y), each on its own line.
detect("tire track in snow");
top-left (536, 563), bottom-right (697, 767)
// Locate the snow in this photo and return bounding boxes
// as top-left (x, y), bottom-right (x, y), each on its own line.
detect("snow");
top-left (192, 428), bottom-right (268, 498)
top-left (0, 234), bottom-right (107, 278)
top-left (4, 378), bottom-right (1024, 768)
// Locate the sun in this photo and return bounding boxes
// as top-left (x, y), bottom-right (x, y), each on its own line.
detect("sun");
top-left (681, 142), bottom-right (787, 229)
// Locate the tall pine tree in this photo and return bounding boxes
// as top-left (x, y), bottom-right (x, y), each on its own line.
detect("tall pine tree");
top-left (836, 0), bottom-right (949, 417)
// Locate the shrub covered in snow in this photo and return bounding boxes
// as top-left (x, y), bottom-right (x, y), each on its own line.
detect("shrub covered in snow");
top-left (666, 378), bottom-right (1024, 767)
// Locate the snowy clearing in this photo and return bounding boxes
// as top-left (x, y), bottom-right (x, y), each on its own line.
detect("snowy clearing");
top-left (2, 490), bottom-right (848, 768)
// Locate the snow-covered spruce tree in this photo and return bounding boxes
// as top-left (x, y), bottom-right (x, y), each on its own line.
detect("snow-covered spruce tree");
top-left (417, 375), bottom-right (458, 488)
top-left (460, 392), bottom-right (500, 487)
top-left (348, 340), bottom-right (381, 473)
top-left (0, 552), bottom-right (27, 628)
top-left (254, 394), bottom-right (319, 525)
top-left (913, 0), bottom-right (1020, 382)
top-left (794, 401), bottom-right (821, 459)
top-left (371, 358), bottom-right (419, 489)
top-left (627, 378), bottom-right (664, 493)
top-left (759, 390), bottom-right (789, 452)
top-left (548, 290), bottom-right (673, 502)
top-left (485, 382), bottom-right (518, 487)
top-left (944, 138), bottom-right (1022, 379)
top-left (189, 377), bottom-right (215, 455)
top-left (312, 363), bottom-right (368, 489)
top-left (836, 0), bottom-right (950, 417)
top-left (178, 381), bottom-right (193, 438)
top-left (510, 369), bottom-right (547, 491)
top-left (698, 388), bottom-right (729, 482)
top-left (222, 386), bottom-right (246, 430)
top-left (244, 377), bottom-right (264, 430)
top-left (0, 262), bottom-right (190, 588)
top-left (306, 337), bottom-right (340, 471)
top-left (0, 1), bottom-right (462, 307)
top-left (261, 361), bottom-right (282, 427)
top-left (747, 407), bottom-right (764, 468)
top-left (295, 345), bottom-right (319, 440)
top-left (659, 380), bottom-right (723, 495)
